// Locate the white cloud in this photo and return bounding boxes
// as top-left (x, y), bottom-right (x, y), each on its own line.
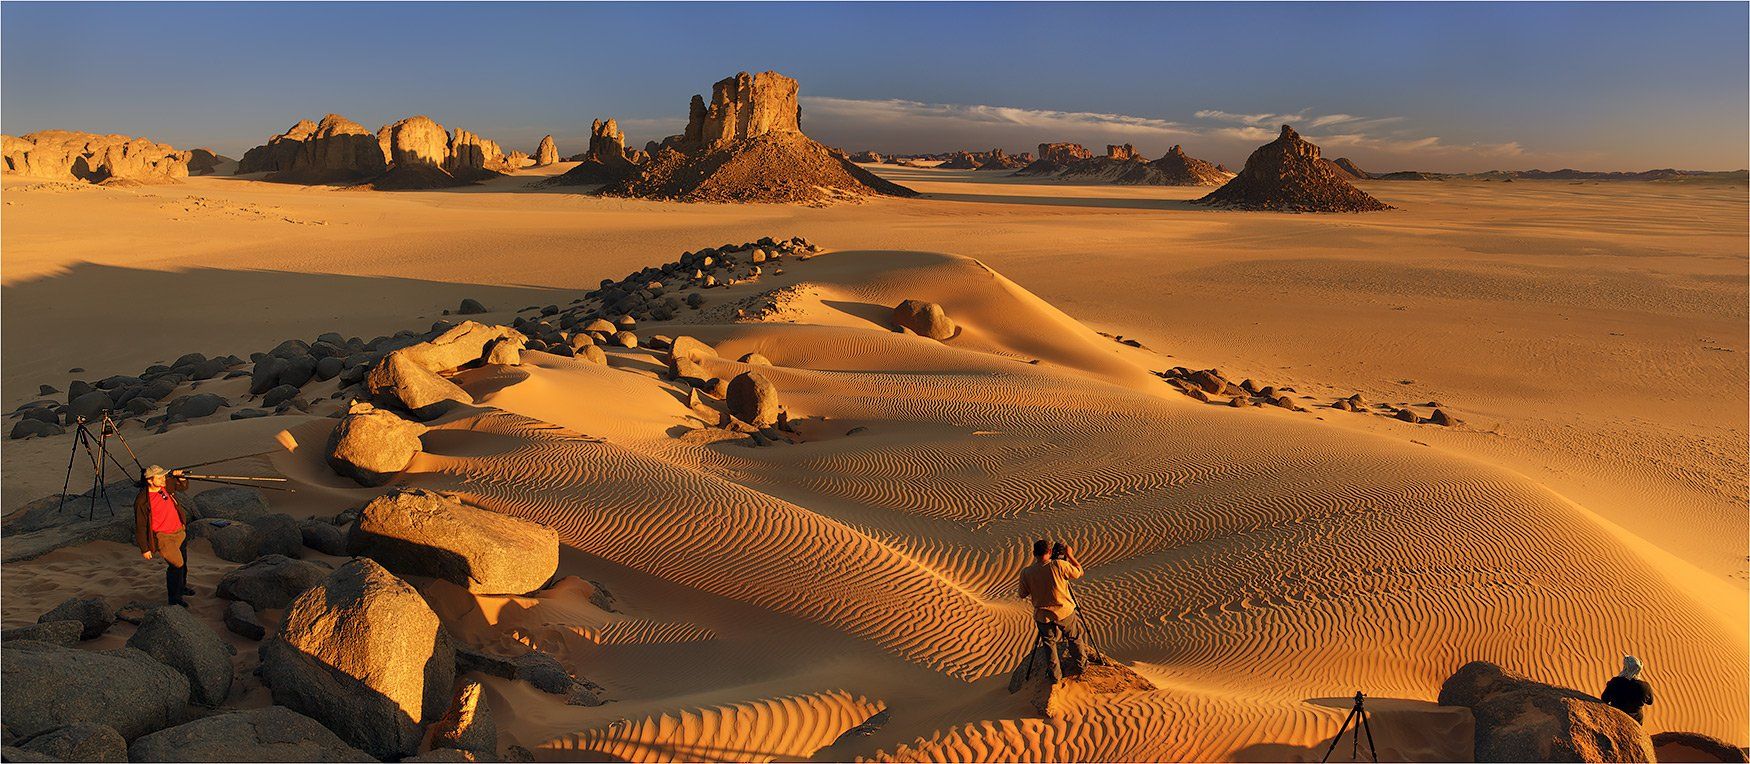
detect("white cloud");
top-left (801, 97), bottom-right (1198, 139)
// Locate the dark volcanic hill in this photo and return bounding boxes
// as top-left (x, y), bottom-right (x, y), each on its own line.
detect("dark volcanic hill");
top-left (1196, 125), bottom-right (1392, 212)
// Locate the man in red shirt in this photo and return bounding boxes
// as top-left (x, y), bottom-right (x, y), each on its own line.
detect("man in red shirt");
top-left (134, 465), bottom-right (193, 606)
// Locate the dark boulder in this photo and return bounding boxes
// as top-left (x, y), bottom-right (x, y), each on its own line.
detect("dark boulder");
top-left (0, 641), bottom-right (189, 740)
top-left (127, 706), bottom-right (373, 762)
top-left (1438, 661), bottom-right (1654, 762)
top-left (123, 605), bottom-right (233, 707)
top-left (14, 723), bottom-right (126, 762)
top-left (37, 597), bottom-right (113, 640)
top-left (215, 554), bottom-right (330, 610)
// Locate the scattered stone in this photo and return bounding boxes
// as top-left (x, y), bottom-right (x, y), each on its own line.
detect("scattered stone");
top-left (458, 298), bottom-right (488, 315)
top-left (739, 352), bottom-right (772, 366)
top-left (611, 330), bottom-right (638, 348)
top-left (0, 641), bottom-right (189, 741)
top-left (1428, 408), bottom-right (1458, 426)
top-left (890, 299), bottom-right (958, 340)
top-left (260, 558), bottom-right (454, 759)
top-left (349, 488), bottom-right (558, 594)
top-left (512, 651), bottom-right (573, 694)
top-left (222, 601), bottom-right (266, 640)
top-left (166, 393), bottom-right (227, 419)
top-left (215, 554), bottom-right (331, 610)
top-left (298, 518), bottom-right (349, 556)
top-left (127, 706), bottom-right (372, 762)
top-left (37, 597), bottom-right (113, 640)
top-left (1394, 408), bottom-right (1421, 423)
top-left (10, 420), bottom-right (64, 439)
top-left (123, 604), bottom-right (233, 707)
top-left (484, 336), bottom-right (521, 365)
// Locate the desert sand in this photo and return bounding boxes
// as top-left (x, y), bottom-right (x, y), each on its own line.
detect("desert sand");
top-left (2, 163), bottom-right (1745, 761)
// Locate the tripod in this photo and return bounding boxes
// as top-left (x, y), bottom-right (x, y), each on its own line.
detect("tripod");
top-left (1320, 691), bottom-right (1379, 764)
top-left (56, 413), bottom-right (143, 521)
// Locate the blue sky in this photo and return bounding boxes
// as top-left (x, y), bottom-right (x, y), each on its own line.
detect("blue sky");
top-left (4, 2), bottom-right (1745, 171)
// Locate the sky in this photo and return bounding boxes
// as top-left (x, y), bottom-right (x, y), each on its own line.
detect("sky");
top-left (3, 2), bottom-right (1746, 172)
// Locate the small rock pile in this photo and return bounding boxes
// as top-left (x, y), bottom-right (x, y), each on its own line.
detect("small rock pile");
top-left (1157, 367), bottom-right (1460, 426)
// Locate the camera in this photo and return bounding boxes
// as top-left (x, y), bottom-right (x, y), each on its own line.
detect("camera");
top-left (1051, 542), bottom-right (1068, 560)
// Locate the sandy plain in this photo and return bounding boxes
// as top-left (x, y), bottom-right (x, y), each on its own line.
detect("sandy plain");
top-left (2, 163), bottom-right (1744, 761)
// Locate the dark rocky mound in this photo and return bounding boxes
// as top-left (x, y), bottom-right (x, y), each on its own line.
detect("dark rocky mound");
top-left (545, 118), bottom-right (640, 186)
top-left (1013, 142), bottom-right (1095, 176)
top-left (1196, 125), bottom-right (1392, 212)
top-left (236, 120), bottom-right (316, 174)
top-left (599, 71), bottom-right (914, 204)
top-left (1138, 145), bottom-right (1232, 186)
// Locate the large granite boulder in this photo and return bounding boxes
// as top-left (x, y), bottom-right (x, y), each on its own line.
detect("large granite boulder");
top-left (1438, 661), bottom-right (1654, 762)
top-left (1, 641), bottom-right (189, 740)
top-left (189, 486), bottom-right (269, 521)
top-left (365, 322), bottom-right (525, 419)
top-left (1, 480), bottom-right (136, 563)
top-left (325, 400), bottom-right (426, 486)
top-left (37, 596), bottom-right (113, 640)
top-left (215, 554), bottom-right (331, 610)
top-left (128, 706), bottom-right (373, 762)
top-left (891, 299), bottom-right (958, 341)
top-left (349, 488), bottom-right (557, 594)
top-left (429, 679), bottom-right (497, 758)
top-left (260, 558), bottom-right (454, 759)
top-left (124, 605), bottom-right (233, 707)
top-left (1, 620), bottom-right (84, 647)
top-left (726, 371), bottom-right (780, 427)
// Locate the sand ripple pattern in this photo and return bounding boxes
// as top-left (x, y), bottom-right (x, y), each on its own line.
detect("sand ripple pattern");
top-left (541, 690), bottom-right (884, 763)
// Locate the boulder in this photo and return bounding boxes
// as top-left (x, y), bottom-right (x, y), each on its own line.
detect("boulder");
top-left (458, 298), bottom-right (488, 315)
top-left (1438, 661), bottom-right (1654, 762)
top-left (166, 393), bottom-right (227, 419)
top-left (1651, 732), bottom-right (1750, 762)
top-left (739, 352), bottom-right (772, 366)
top-left (127, 706), bottom-right (373, 762)
top-left (38, 597), bottom-right (113, 640)
top-left (349, 488), bottom-right (558, 594)
top-left (198, 519), bottom-right (260, 563)
top-left (1, 620), bottom-right (84, 647)
top-left (325, 401), bottom-right (426, 486)
top-left (123, 605), bottom-right (233, 707)
top-left (726, 371), bottom-right (781, 427)
top-left (15, 723), bottom-right (126, 762)
top-left (299, 518), bottom-right (349, 556)
top-left (430, 679), bottom-right (497, 757)
top-left (1, 641), bottom-right (189, 740)
top-left (364, 352), bottom-right (469, 419)
top-left (576, 344), bottom-right (607, 365)
top-left (484, 337), bottom-right (521, 366)
top-left (10, 419), bottom-right (64, 439)
top-left (891, 299), bottom-right (958, 341)
top-left (366, 322), bottom-right (525, 417)
top-left (189, 486), bottom-right (269, 522)
top-left (512, 650), bottom-right (573, 694)
top-left (665, 336), bottom-right (717, 379)
top-left (612, 330), bottom-right (637, 348)
top-left (260, 558), bottom-right (455, 759)
top-left (222, 601), bottom-right (266, 640)
top-left (262, 384), bottom-right (300, 407)
top-left (67, 390), bottom-right (114, 422)
top-left (215, 554), bottom-right (330, 610)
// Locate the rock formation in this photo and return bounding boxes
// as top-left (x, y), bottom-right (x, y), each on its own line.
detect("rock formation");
top-left (598, 71), bottom-right (915, 203)
top-left (128, 707), bottom-right (372, 762)
top-left (1106, 144), bottom-right (1142, 161)
top-left (849, 150), bottom-right (883, 163)
top-left (446, 127), bottom-right (512, 180)
top-left (235, 119), bottom-right (316, 174)
top-left (1438, 661), bottom-right (1654, 762)
top-left (186, 148), bottom-right (225, 176)
top-left (891, 299), bottom-right (958, 340)
top-left (271, 114), bottom-right (387, 184)
top-left (1138, 145), bottom-right (1232, 186)
top-left (534, 134), bottom-right (559, 166)
top-left (546, 118), bottom-right (640, 186)
top-left (1, 641), bottom-right (189, 741)
top-left (1328, 156), bottom-right (1371, 180)
top-left (372, 115), bottom-right (469, 190)
top-left (1195, 125), bottom-right (1392, 212)
top-left (939, 148), bottom-right (1022, 170)
top-left (1, 131), bottom-right (197, 184)
top-left (324, 401), bottom-right (426, 486)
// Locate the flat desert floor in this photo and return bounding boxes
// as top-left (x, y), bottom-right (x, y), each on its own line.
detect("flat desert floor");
top-left (2, 164), bottom-right (1745, 761)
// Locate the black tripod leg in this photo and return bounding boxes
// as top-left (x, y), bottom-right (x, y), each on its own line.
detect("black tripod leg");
top-left (56, 424), bottom-right (84, 517)
top-left (1320, 707), bottom-right (1358, 764)
top-left (1361, 707), bottom-right (1378, 764)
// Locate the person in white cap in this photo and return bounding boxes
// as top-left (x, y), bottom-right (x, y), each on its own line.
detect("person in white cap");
top-left (133, 465), bottom-right (193, 606)
top-left (1600, 655), bottom-right (1654, 723)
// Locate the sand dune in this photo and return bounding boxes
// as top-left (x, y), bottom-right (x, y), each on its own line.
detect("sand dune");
top-left (3, 168), bottom-right (1744, 760)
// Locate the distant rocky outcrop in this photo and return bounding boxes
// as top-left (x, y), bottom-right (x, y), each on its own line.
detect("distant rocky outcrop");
top-left (939, 148), bottom-right (1022, 170)
top-left (1328, 156), bottom-right (1371, 180)
top-left (849, 150), bottom-right (883, 163)
top-left (535, 135), bottom-right (559, 166)
top-left (186, 148), bottom-right (227, 176)
top-left (235, 119), bottom-right (316, 174)
top-left (2, 131), bottom-right (199, 184)
top-left (1196, 125), bottom-right (1392, 212)
top-left (240, 114), bottom-right (514, 189)
top-left (598, 71), bottom-right (915, 203)
top-left (546, 118), bottom-right (640, 186)
top-left (1016, 142), bottom-right (1230, 186)
top-left (270, 114), bottom-right (387, 184)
